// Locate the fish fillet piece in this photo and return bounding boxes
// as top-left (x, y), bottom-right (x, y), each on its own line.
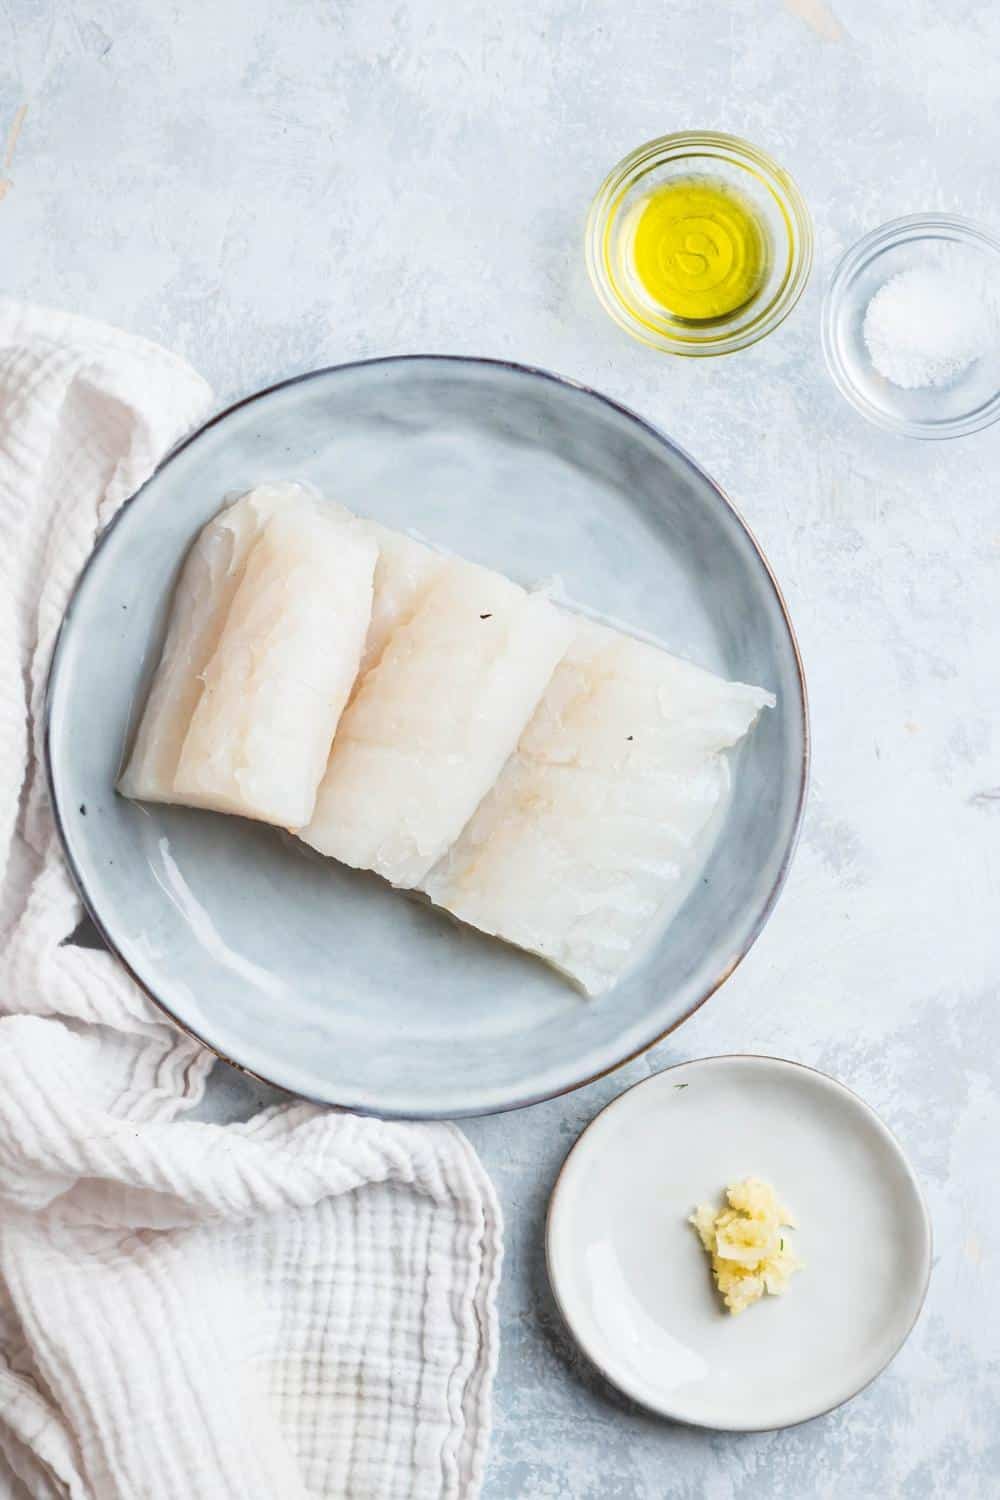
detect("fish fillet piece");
top-left (118, 482), bottom-right (311, 802)
top-left (421, 621), bottom-right (775, 995)
top-left (300, 560), bottom-right (575, 886)
top-left (300, 508), bottom-right (444, 676)
top-left (172, 505), bottom-right (377, 828)
top-left (361, 524), bottom-right (443, 675)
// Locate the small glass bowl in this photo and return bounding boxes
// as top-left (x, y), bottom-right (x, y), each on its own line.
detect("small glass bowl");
top-left (822, 214), bottom-right (1000, 440)
top-left (585, 131), bottom-right (813, 357)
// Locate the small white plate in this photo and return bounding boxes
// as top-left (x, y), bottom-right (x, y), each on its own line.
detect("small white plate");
top-left (546, 1055), bottom-right (931, 1430)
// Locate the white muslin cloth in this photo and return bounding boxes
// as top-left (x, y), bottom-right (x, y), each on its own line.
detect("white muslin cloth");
top-left (0, 301), bottom-right (502, 1500)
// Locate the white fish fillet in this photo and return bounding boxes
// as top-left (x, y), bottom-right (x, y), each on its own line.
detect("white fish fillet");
top-left (172, 505), bottom-right (376, 828)
top-left (361, 524), bottom-right (443, 675)
top-left (118, 482), bottom-right (311, 802)
top-left (299, 509), bottom-right (444, 677)
top-left (421, 621), bottom-right (775, 995)
top-left (300, 560), bottom-right (575, 886)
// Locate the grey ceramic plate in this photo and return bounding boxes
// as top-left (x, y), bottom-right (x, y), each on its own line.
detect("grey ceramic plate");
top-left (46, 357), bottom-right (808, 1118)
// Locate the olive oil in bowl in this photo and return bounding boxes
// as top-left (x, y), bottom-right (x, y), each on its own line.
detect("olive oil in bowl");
top-left (629, 178), bottom-right (768, 322)
top-left (586, 132), bottom-right (813, 356)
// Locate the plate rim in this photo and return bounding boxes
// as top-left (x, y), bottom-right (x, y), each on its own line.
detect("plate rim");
top-left (44, 354), bottom-right (811, 1119)
top-left (545, 1053), bottom-right (934, 1430)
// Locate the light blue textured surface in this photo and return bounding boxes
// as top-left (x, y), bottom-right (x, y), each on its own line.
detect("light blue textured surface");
top-left (6, 1), bottom-right (999, 1493)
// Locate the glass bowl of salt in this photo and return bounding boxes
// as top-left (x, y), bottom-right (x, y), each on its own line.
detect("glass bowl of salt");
top-left (822, 213), bottom-right (1000, 439)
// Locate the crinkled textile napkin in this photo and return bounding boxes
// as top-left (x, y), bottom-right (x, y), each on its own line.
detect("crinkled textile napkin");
top-left (0, 300), bottom-right (502, 1500)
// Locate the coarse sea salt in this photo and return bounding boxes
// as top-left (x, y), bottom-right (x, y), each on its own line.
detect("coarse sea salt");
top-left (863, 250), bottom-right (1000, 390)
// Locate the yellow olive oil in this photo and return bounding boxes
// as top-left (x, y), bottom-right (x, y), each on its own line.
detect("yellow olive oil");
top-left (629, 178), bottom-right (768, 321)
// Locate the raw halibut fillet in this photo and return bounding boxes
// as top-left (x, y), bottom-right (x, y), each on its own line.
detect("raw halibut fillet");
top-left (311, 510), bottom-right (444, 677)
top-left (300, 561), bottom-right (575, 886)
top-left (421, 621), bottom-right (775, 995)
top-left (118, 482), bottom-right (310, 802)
top-left (172, 506), bottom-right (377, 828)
top-left (361, 524), bottom-right (443, 675)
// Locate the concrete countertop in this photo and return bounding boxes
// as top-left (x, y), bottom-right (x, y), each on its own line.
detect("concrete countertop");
top-left (6, 0), bottom-right (998, 1493)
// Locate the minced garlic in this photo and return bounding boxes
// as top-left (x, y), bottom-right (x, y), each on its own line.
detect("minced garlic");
top-left (690, 1177), bottom-right (803, 1316)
